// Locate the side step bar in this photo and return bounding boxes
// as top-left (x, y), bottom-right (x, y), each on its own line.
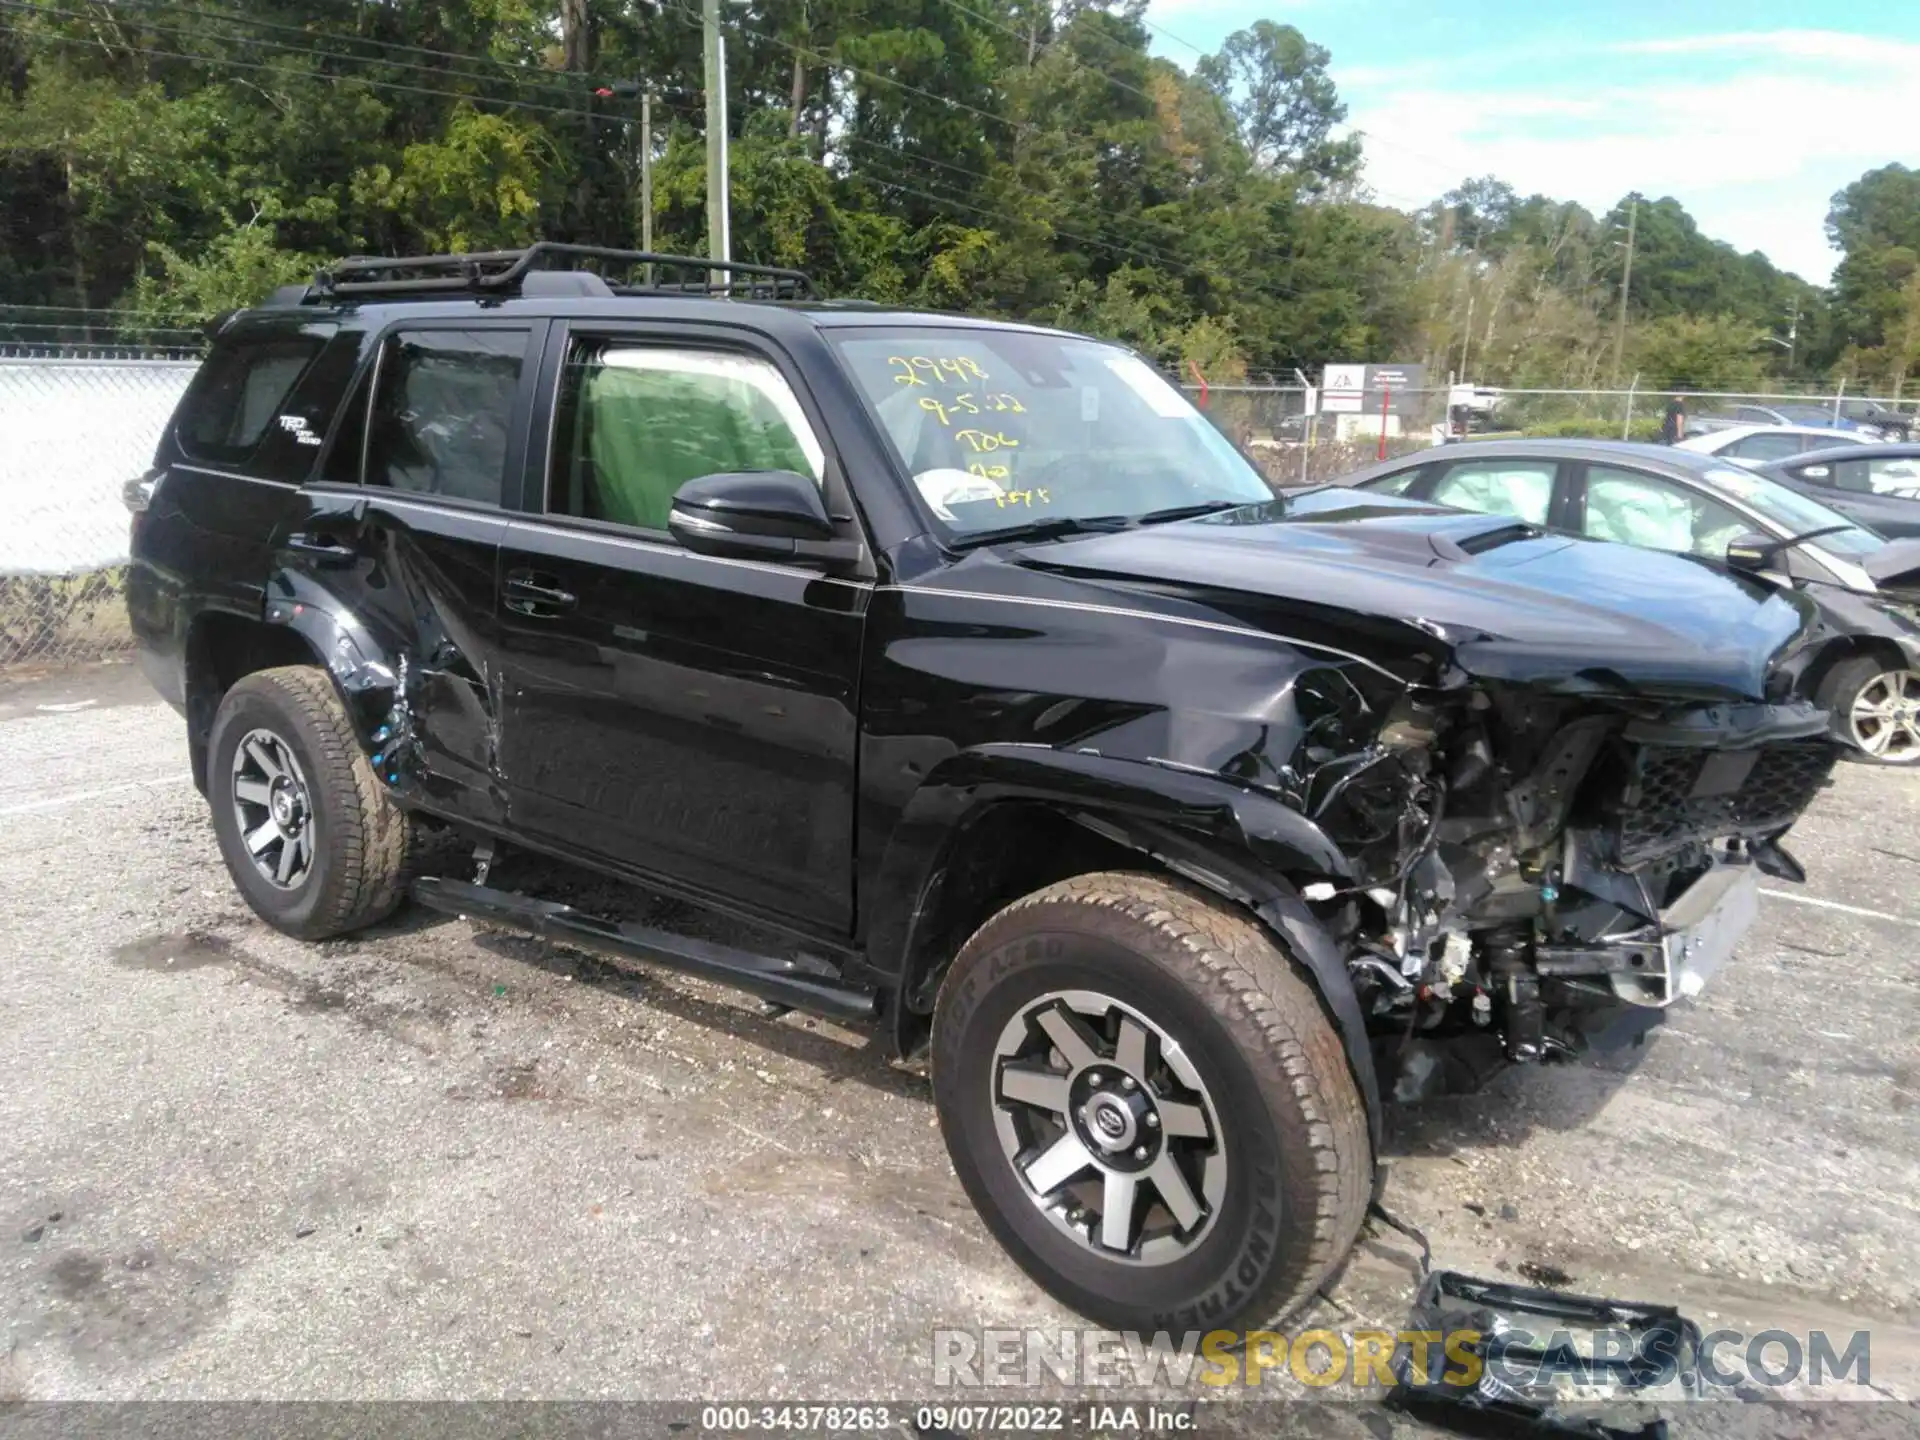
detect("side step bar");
top-left (412, 877), bottom-right (880, 1023)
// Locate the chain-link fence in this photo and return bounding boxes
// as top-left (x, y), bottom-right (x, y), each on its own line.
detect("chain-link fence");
top-left (1182, 380), bottom-right (1920, 490)
top-left (1182, 384), bottom-right (1446, 489)
top-left (1458, 386), bottom-right (1915, 443)
top-left (0, 350), bottom-right (200, 668)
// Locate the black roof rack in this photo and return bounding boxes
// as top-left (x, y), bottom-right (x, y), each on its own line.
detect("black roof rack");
top-left (305, 242), bottom-right (818, 303)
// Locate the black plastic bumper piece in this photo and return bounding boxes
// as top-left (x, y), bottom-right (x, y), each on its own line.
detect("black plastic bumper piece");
top-left (1388, 1269), bottom-right (1702, 1439)
top-left (412, 877), bottom-right (880, 1023)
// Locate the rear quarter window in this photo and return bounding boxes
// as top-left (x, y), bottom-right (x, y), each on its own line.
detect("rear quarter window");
top-left (175, 324), bottom-right (335, 476)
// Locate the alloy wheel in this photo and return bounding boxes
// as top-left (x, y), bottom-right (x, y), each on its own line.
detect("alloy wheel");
top-left (230, 727), bottom-right (317, 888)
top-left (990, 989), bottom-right (1227, 1265)
top-left (1848, 669), bottom-right (1920, 763)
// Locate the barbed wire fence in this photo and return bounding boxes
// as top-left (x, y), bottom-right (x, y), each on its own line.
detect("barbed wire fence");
top-left (0, 347), bottom-right (201, 669)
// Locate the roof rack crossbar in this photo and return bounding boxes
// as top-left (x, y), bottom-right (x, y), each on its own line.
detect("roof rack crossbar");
top-left (310, 242), bottom-right (818, 301)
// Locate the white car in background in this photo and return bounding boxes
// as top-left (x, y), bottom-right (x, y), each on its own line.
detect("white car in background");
top-left (1676, 423), bottom-right (1877, 465)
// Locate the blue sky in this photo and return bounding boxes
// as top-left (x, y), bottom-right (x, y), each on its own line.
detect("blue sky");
top-left (1144, 1), bottom-right (1918, 283)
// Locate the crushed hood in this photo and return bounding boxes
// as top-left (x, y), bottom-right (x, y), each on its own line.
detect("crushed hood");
top-left (1863, 536), bottom-right (1920, 594)
top-left (1017, 491), bottom-right (1819, 701)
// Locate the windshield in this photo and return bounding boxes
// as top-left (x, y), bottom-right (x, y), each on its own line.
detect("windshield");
top-left (828, 328), bottom-right (1272, 536)
top-left (1699, 465), bottom-right (1887, 560)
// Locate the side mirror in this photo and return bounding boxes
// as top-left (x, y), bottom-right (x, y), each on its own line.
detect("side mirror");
top-left (1724, 531), bottom-right (1777, 573)
top-left (668, 470), bottom-right (836, 559)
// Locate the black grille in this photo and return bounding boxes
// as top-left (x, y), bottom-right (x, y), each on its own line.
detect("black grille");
top-left (1610, 739), bottom-right (1836, 866)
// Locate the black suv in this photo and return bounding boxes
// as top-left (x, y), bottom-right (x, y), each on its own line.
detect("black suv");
top-left (128, 245), bottom-right (1842, 1331)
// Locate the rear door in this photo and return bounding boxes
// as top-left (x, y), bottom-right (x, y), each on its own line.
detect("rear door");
top-left (287, 319), bottom-right (544, 826)
top-left (493, 321), bottom-right (869, 935)
top-left (1566, 462), bottom-right (1754, 560)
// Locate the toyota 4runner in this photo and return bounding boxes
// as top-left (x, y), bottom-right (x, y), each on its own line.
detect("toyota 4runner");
top-left (127, 244), bottom-right (1842, 1330)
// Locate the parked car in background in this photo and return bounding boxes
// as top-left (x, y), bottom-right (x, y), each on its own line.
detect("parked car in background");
top-left (1328, 439), bottom-right (1920, 764)
top-left (1689, 403), bottom-right (1891, 440)
top-left (1677, 423), bottom-right (1872, 464)
top-left (1753, 443), bottom-right (1920, 538)
top-left (1837, 400), bottom-right (1914, 441)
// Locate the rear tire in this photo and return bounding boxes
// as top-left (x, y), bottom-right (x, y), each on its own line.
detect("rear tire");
top-left (931, 872), bottom-right (1371, 1330)
top-left (1817, 655), bottom-right (1920, 766)
top-left (207, 665), bottom-right (416, 939)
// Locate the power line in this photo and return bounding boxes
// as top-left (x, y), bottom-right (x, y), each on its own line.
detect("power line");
top-left (96, 0), bottom-right (707, 112)
top-left (9, 20), bottom-right (701, 128)
top-left (1132, 11), bottom-right (1213, 62)
top-left (656, 0), bottom-right (1027, 139)
top-left (851, 147), bottom-right (1201, 277)
top-left (925, 0), bottom-right (1162, 110)
top-left (837, 135), bottom-right (1198, 275)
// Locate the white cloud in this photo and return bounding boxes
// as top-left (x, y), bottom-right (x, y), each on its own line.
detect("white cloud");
top-left (1340, 30), bottom-right (1920, 282)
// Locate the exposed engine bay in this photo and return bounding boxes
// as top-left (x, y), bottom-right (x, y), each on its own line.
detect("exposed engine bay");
top-left (1291, 675), bottom-right (1840, 1100)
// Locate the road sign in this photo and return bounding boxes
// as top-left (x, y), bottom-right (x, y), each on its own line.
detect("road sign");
top-left (1318, 363), bottom-right (1428, 414)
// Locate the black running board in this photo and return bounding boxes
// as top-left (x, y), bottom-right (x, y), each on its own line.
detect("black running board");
top-left (412, 877), bottom-right (879, 1023)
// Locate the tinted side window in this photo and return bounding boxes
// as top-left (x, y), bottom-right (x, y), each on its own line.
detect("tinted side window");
top-left (1364, 466), bottom-right (1425, 497)
top-left (1725, 433), bottom-right (1803, 461)
top-left (1430, 459), bottom-right (1555, 525)
top-left (323, 360), bottom-right (374, 486)
top-left (1583, 466), bottom-right (1746, 558)
top-left (177, 328), bottom-right (330, 466)
top-left (550, 342), bottom-right (824, 533)
top-left (365, 328), bottom-right (531, 505)
top-left (1867, 455), bottom-right (1920, 495)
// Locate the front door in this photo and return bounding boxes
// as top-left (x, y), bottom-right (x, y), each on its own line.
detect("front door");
top-left (285, 320), bottom-right (542, 827)
top-left (495, 325), bottom-right (868, 935)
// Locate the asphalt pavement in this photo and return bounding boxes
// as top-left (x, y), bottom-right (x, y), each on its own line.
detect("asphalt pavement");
top-left (1, 661), bottom-right (1916, 1430)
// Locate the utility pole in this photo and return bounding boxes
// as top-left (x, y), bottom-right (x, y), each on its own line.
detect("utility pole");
top-left (640, 90), bottom-right (654, 253)
top-left (703, 0), bottom-right (731, 278)
top-left (640, 89), bottom-right (655, 287)
top-left (1612, 196), bottom-right (1638, 384)
top-left (1784, 295), bottom-right (1798, 369)
top-left (1458, 289), bottom-right (1475, 381)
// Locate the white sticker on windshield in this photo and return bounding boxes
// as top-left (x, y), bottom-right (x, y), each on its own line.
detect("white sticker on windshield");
top-left (1102, 354), bottom-right (1190, 418)
top-left (1080, 387), bottom-right (1100, 422)
top-left (913, 467), bottom-right (1003, 522)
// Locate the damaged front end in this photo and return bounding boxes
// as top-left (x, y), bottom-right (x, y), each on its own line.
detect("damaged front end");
top-left (1292, 671), bottom-right (1840, 1101)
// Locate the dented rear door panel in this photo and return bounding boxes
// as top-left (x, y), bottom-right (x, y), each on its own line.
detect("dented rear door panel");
top-left (265, 318), bottom-right (546, 828)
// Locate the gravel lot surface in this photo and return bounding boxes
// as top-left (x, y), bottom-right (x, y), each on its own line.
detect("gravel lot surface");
top-left (2, 661), bottom-right (1916, 1433)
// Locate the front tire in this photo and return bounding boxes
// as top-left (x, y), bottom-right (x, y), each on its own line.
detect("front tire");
top-left (931, 872), bottom-right (1371, 1330)
top-left (207, 666), bottom-right (416, 939)
top-left (1818, 656), bottom-right (1920, 765)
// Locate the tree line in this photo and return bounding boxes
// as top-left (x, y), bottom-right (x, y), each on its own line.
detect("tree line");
top-left (2, 0), bottom-right (1916, 395)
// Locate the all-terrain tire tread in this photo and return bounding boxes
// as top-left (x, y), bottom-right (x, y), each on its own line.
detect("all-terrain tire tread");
top-left (941, 870), bottom-right (1371, 1324)
top-left (224, 665), bottom-right (416, 938)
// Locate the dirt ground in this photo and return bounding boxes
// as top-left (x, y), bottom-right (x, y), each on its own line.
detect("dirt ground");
top-left (2, 661), bottom-right (1915, 1433)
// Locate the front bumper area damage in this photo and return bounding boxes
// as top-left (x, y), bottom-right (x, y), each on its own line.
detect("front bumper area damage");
top-left (1297, 685), bottom-right (1840, 1100)
top-left (1387, 1269), bottom-right (1702, 1439)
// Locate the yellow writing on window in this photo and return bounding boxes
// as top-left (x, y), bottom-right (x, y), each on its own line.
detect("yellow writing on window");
top-left (992, 488), bottom-right (1051, 509)
top-left (918, 394), bottom-right (976, 426)
top-left (919, 392), bottom-right (1031, 426)
top-left (967, 462), bottom-right (1011, 480)
top-left (888, 354), bottom-right (990, 387)
top-left (954, 429), bottom-right (1019, 453)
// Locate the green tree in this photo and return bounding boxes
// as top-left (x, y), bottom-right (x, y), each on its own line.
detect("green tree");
top-left (1628, 313), bottom-right (1769, 390)
top-left (1196, 22), bottom-right (1358, 185)
top-left (1828, 165), bottom-right (1920, 385)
